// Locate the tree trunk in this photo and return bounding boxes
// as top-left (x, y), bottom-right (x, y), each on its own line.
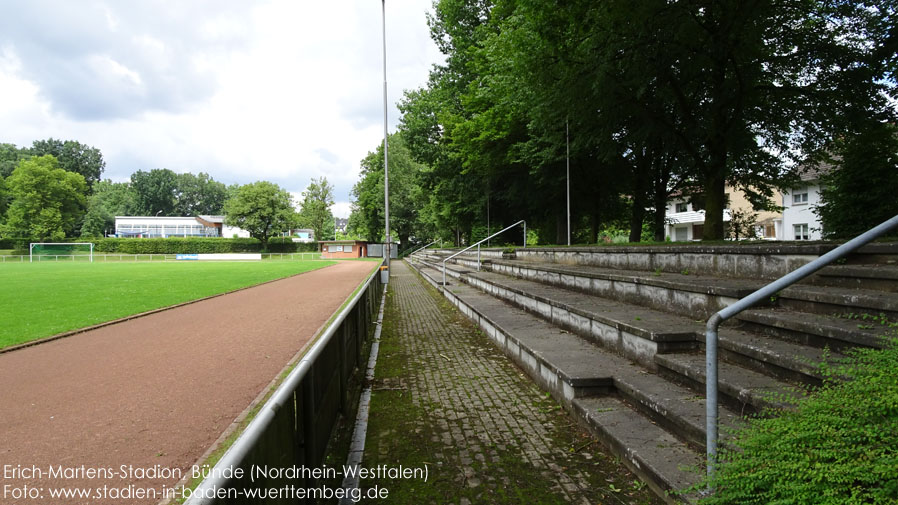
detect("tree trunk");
top-left (590, 213), bottom-right (599, 244)
top-left (702, 169), bottom-right (727, 240)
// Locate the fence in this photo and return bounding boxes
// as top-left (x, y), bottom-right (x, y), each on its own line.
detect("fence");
top-left (184, 259), bottom-right (386, 504)
top-left (0, 252), bottom-right (323, 263)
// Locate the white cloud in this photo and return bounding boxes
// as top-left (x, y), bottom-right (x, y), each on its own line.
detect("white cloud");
top-left (0, 0), bottom-right (443, 208)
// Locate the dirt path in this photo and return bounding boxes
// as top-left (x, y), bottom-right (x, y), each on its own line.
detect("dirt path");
top-left (0, 260), bottom-right (377, 504)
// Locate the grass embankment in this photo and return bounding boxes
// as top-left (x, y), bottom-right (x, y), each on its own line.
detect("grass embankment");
top-left (0, 260), bottom-right (335, 349)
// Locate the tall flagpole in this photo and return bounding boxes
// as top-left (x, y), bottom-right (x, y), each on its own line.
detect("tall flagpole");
top-left (382, 0), bottom-right (391, 280)
top-left (566, 118), bottom-right (571, 246)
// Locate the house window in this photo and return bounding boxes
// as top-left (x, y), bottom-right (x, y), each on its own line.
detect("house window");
top-left (674, 227), bottom-right (688, 241)
top-left (794, 223), bottom-right (809, 240)
top-left (675, 202), bottom-right (688, 213)
top-left (328, 245), bottom-right (344, 252)
top-left (764, 224), bottom-right (776, 238)
top-left (792, 189), bottom-right (809, 205)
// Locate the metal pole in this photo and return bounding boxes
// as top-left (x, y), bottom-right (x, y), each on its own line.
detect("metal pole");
top-left (566, 118), bottom-right (571, 246)
top-left (382, 0), bottom-right (391, 282)
top-left (705, 212), bottom-right (898, 478)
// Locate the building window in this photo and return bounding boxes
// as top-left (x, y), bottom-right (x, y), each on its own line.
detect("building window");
top-left (764, 224), bottom-right (776, 238)
top-left (675, 202), bottom-right (688, 213)
top-left (794, 223), bottom-right (809, 240)
top-left (327, 245), bottom-right (344, 253)
top-left (792, 189), bottom-right (809, 205)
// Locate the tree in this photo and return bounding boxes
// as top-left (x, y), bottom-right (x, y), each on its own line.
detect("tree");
top-left (30, 138), bottom-right (105, 190)
top-left (0, 175), bottom-right (8, 222)
top-left (817, 120), bottom-right (898, 239)
top-left (3, 155), bottom-right (87, 240)
top-left (297, 177), bottom-right (335, 242)
top-left (224, 181), bottom-right (296, 251)
top-left (130, 169), bottom-right (178, 216)
top-left (173, 172), bottom-right (228, 216)
top-left (0, 143), bottom-right (30, 179)
top-left (80, 180), bottom-right (140, 237)
top-left (351, 133), bottom-right (427, 247)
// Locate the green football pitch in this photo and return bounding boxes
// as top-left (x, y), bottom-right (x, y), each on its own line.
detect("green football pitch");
top-left (0, 260), bottom-right (336, 349)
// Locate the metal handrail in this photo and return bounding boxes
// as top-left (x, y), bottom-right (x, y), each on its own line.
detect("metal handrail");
top-left (705, 213), bottom-right (898, 478)
top-left (443, 220), bottom-right (525, 286)
top-left (405, 240), bottom-right (439, 259)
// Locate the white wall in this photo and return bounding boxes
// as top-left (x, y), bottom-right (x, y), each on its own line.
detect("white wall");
top-left (781, 183), bottom-right (823, 240)
top-left (222, 224), bottom-right (251, 238)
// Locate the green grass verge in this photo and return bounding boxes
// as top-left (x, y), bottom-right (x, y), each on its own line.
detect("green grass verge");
top-left (0, 260), bottom-right (335, 349)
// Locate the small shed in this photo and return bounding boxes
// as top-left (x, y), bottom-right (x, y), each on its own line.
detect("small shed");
top-left (319, 240), bottom-right (368, 259)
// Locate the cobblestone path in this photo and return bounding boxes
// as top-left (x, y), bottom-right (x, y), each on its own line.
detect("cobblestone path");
top-left (361, 261), bottom-right (661, 505)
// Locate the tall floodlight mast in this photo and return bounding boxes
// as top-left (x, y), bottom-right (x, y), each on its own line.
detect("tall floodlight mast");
top-left (381, 0), bottom-right (391, 282)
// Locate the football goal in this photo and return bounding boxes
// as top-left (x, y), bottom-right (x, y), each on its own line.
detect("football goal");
top-left (30, 242), bottom-right (95, 263)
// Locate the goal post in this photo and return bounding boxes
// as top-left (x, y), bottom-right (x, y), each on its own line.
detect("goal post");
top-left (30, 242), bottom-right (95, 263)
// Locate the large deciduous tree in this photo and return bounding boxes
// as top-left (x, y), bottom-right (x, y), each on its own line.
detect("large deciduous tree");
top-left (3, 155), bottom-right (87, 240)
top-left (350, 133), bottom-right (426, 247)
top-left (80, 180), bottom-right (140, 237)
top-left (173, 172), bottom-right (228, 216)
top-left (131, 169), bottom-right (178, 216)
top-left (297, 177), bottom-right (335, 242)
top-left (224, 181), bottom-right (296, 251)
top-left (817, 119), bottom-right (898, 239)
top-left (30, 138), bottom-right (105, 190)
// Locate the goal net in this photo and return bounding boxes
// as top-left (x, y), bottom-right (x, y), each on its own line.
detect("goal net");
top-left (30, 243), bottom-right (95, 263)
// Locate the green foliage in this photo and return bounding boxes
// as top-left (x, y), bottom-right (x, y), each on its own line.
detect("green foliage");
top-left (30, 138), bottom-right (105, 189)
top-left (695, 334), bottom-right (898, 504)
top-left (223, 181), bottom-right (296, 250)
top-left (297, 176), bottom-right (335, 242)
top-left (351, 133), bottom-right (427, 246)
top-left (0, 174), bottom-right (8, 220)
top-left (173, 172), bottom-right (228, 216)
top-left (130, 168), bottom-right (179, 216)
top-left (0, 143), bottom-right (30, 179)
top-left (80, 180), bottom-right (141, 237)
top-left (727, 208), bottom-right (760, 241)
top-left (388, 0), bottom-right (896, 243)
top-left (3, 155), bottom-right (88, 240)
top-left (93, 237), bottom-right (314, 254)
top-left (817, 120), bottom-right (898, 239)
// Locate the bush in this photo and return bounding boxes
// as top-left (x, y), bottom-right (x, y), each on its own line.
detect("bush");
top-left (696, 327), bottom-right (898, 504)
top-left (93, 238), bottom-right (320, 254)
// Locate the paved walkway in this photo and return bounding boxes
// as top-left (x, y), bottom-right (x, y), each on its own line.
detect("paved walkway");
top-left (360, 262), bottom-right (660, 505)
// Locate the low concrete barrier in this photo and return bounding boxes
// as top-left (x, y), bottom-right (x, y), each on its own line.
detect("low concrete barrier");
top-left (176, 253), bottom-right (263, 261)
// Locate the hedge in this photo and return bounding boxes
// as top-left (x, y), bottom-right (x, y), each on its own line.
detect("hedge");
top-left (1, 237), bottom-right (319, 254)
top-left (93, 237), bottom-right (318, 254)
top-left (694, 324), bottom-right (898, 504)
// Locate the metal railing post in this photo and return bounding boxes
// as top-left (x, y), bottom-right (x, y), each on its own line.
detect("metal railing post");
top-left (705, 213), bottom-right (898, 479)
top-left (441, 220), bottom-right (525, 287)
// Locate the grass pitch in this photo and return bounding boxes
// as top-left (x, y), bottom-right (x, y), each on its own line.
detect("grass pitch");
top-left (0, 260), bottom-right (336, 349)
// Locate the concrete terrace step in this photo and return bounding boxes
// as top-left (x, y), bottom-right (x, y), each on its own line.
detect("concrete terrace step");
top-left (422, 258), bottom-right (701, 367)
top-left (408, 261), bottom-right (725, 500)
top-left (812, 264), bottom-right (898, 292)
top-left (654, 352), bottom-right (803, 414)
top-left (777, 283), bottom-right (898, 319)
top-left (713, 328), bottom-right (844, 386)
top-left (417, 257), bottom-right (845, 387)
top-left (736, 308), bottom-right (891, 351)
top-left (573, 396), bottom-right (704, 501)
top-left (446, 253), bottom-right (898, 320)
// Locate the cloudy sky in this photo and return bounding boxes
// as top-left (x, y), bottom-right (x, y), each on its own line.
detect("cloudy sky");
top-left (0, 0), bottom-right (443, 217)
